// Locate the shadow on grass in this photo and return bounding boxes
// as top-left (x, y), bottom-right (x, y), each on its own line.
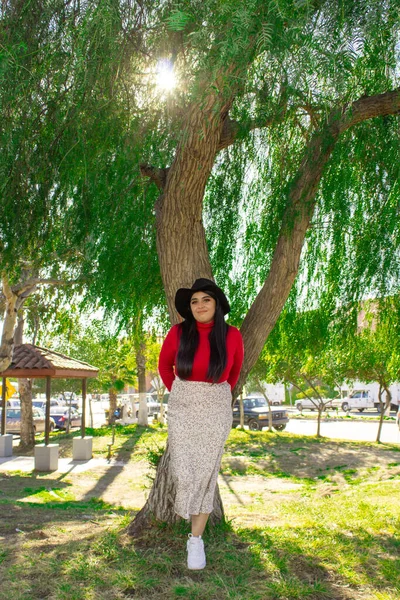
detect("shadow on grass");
top-left (1, 513), bottom-right (399, 600)
top-left (224, 429), bottom-right (400, 483)
top-left (79, 425), bottom-right (148, 503)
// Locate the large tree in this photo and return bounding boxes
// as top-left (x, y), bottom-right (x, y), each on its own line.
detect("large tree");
top-left (2, 1), bottom-right (400, 530)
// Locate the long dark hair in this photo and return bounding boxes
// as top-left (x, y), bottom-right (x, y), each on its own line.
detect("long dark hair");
top-left (176, 292), bottom-right (229, 382)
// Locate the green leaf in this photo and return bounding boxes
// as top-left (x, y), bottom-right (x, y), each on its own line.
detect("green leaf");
top-left (165, 9), bottom-right (192, 31)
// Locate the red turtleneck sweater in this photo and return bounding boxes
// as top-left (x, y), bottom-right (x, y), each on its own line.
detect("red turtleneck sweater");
top-left (158, 321), bottom-right (244, 391)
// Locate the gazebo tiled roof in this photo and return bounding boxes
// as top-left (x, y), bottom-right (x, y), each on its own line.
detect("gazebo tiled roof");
top-left (0, 344), bottom-right (99, 379)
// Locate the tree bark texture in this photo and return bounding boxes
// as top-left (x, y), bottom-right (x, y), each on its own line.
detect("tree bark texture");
top-left (127, 441), bottom-right (224, 537)
top-left (156, 98), bottom-right (232, 323)
top-left (108, 387), bottom-right (117, 425)
top-left (0, 270), bottom-right (39, 372)
top-left (316, 409), bottom-right (323, 438)
top-left (19, 378), bottom-right (35, 448)
top-left (14, 312), bottom-right (35, 447)
top-left (376, 386), bottom-right (392, 443)
top-left (0, 275), bottom-right (19, 372)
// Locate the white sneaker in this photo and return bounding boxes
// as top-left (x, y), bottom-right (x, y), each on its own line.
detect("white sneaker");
top-left (187, 534), bottom-right (206, 570)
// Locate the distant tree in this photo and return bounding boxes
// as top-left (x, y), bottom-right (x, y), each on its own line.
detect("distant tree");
top-left (51, 320), bottom-right (138, 425)
top-left (247, 359), bottom-right (274, 432)
top-left (145, 337), bottom-right (167, 425)
top-left (344, 299), bottom-right (400, 443)
top-left (261, 308), bottom-right (340, 437)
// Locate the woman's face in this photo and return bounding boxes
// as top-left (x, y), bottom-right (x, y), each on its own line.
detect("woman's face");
top-left (190, 291), bottom-right (216, 324)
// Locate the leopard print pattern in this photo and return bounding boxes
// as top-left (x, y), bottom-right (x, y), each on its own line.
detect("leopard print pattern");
top-left (167, 377), bottom-right (232, 520)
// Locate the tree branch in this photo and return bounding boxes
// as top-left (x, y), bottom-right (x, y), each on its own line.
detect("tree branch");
top-left (11, 277), bottom-right (85, 295)
top-left (0, 274), bottom-right (19, 372)
top-left (234, 88), bottom-right (400, 397)
top-left (340, 89), bottom-right (400, 132)
top-left (218, 88), bottom-right (400, 153)
top-left (217, 85), bottom-right (289, 151)
top-left (139, 164), bottom-right (170, 190)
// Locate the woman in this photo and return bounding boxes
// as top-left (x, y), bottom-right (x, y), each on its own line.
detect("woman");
top-left (158, 278), bottom-right (244, 570)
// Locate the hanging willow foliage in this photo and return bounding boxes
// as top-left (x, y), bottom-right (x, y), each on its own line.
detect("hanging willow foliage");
top-left (1, 0), bottom-right (399, 330)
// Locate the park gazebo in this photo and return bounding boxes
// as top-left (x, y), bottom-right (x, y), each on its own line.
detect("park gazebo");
top-left (0, 344), bottom-right (98, 470)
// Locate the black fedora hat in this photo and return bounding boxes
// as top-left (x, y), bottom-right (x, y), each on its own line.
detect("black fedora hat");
top-left (175, 278), bottom-right (230, 318)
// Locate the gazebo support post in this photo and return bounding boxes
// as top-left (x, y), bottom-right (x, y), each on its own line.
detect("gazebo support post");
top-left (73, 377), bottom-right (92, 461)
top-left (45, 376), bottom-right (51, 446)
top-left (81, 378), bottom-right (86, 438)
top-left (0, 376), bottom-right (13, 457)
top-left (35, 375), bottom-right (59, 471)
top-left (1, 376), bottom-right (6, 435)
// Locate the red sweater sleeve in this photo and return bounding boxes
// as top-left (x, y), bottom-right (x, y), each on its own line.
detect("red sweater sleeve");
top-left (158, 325), bottom-right (179, 391)
top-left (227, 328), bottom-right (244, 390)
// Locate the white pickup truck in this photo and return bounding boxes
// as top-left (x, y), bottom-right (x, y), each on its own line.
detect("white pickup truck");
top-left (341, 388), bottom-right (400, 412)
top-left (295, 398), bottom-right (340, 411)
top-left (341, 390), bottom-right (373, 412)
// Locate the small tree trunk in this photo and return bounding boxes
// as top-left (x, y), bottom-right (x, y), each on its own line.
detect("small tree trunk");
top-left (137, 342), bottom-right (148, 426)
top-left (0, 275), bottom-right (19, 372)
top-left (108, 388), bottom-right (117, 425)
top-left (257, 382), bottom-right (273, 432)
top-left (19, 378), bottom-right (35, 448)
top-left (15, 313), bottom-right (35, 448)
top-left (127, 441), bottom-right (224, 537)
top-left (158, 391), bottom-right (165, 425)
top-left (89, 395), bottom-right (94, 427)
top-left (376, 386), bottom-right (391, 443)
top-left (239, 393), bottom-right (244, 429)
top-left (66, 400), bottom-right (72, 434)
top-left (376, 385), bottom-right (384, 443)
top-left (267, 399), bottom-right (273, 432)
top-left (384, 388), bottom-right (392, 416)
top-left (316, 409), bottom-right (323, 438)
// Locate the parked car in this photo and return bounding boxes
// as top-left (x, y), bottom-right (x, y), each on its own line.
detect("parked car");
top-left (49, 407), bottom-right (82, 430)
top-left (32, 398), bottom-right (66, 411)
top-left (232, 397), bottom-right (289, 431)
top-left (6, 399), bottom-right (21, 408)
top-left (0, 407), bottom-right (55, 434)
top-left (341, 390), bottom-right (373, 412)
top-left (295, 398), bottom-right (339, 411)
top-left (134, 395), bottom-right (161, 418)
top-left (58, 392), bottom-right (79, 409)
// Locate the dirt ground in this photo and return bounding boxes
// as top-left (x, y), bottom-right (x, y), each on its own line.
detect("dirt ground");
top-left (1, 438), bottom-right (399, 539)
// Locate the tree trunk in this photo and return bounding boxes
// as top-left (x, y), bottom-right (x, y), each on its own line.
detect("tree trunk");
top-left (136, 342), bottom-right (148, 426)
top-left (14, 312), bottom-right (35, 448)
top-left (0, 275), bottom-right (19, 371)
top-left (239, 393), bottom-right (244, 429)
top-left (156, 101), bottom-right (232, 323)
top-left (127, 441), bottom-right (224, 537)
top-left (256, 379), bottom-right (273, 431)
top-left (317, 409), bottom-right (323, 438)
top-left (19, 378), bottom-right (35, 448)
top-left (89, 395), bottom-right (94, 428)
top-left (376, 385), bottom-right (391, 443)
top-left (108, 388), bottom-right (117, 425)
top-left (158, 388), bottom-right (165, 425)
top-left (130, 90), bottom-right (400, 534)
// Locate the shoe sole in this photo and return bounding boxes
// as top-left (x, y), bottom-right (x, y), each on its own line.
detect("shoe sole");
top-left (188, 563), bottom-right (206, 570)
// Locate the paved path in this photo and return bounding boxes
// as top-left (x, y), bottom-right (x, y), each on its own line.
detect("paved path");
top-left (0, 455), bottom-right (126, 473)
top-left (286, 418), bottom-right (400, 444)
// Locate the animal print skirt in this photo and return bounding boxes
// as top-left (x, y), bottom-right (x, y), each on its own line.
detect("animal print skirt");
top-left (167, 378), bottom-right (232, 520)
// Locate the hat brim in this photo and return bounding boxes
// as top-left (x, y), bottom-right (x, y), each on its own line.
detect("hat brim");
top-left (175, 281), bottom-right (230, 319)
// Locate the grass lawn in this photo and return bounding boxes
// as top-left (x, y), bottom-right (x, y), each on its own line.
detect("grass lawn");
top-left (0, 425), bottom-right (399, 599)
